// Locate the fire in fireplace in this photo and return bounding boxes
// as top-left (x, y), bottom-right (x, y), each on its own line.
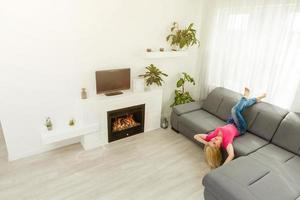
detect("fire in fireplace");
top-left (107, 104), bottom-right (145, 142)
top-left (112, 114), bottom-right (141, 132)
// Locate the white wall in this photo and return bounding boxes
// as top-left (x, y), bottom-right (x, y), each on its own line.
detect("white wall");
top-left (291, 83), bottom-right (300, 112)
top-left (0, 0), bottom-right (205, 160)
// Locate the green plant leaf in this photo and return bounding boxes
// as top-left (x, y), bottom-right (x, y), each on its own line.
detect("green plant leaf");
top-left (140, 64), bottom-right (168, 87)
top-left (171, 72), bottom-right (196, 107)
top-left (166, 22), bottom-right (199, 49)
top-left (176, 78), bottom-right (184, 87)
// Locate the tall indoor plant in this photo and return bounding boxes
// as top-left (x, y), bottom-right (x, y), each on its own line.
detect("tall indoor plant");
top-left (171, 72), bottom-right (195, 107)
top-left (166, 22), bottom-right (200, 51)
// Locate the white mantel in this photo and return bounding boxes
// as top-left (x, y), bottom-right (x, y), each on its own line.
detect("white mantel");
top-left (42, 89), bottom-right (163, 150)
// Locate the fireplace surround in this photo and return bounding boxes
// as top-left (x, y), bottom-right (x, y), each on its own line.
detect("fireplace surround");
top-left (45, 89), bottom-right (163, 152)
top-left (107, 104), bottom-right (145, 142)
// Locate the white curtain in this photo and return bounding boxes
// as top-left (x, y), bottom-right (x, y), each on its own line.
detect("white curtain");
top-left (200, 0), bottom-right (300, 109)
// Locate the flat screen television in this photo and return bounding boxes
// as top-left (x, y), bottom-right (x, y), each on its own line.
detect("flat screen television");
top-left (95, 68), bottom-right (130, 95)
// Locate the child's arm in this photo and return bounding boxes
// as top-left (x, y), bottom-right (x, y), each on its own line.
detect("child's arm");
top-left (194, 134), bottom-right (208, 145)
top-left (224, 144), bottom-right (235, 164)
top-left (194, 128), bottom-right (220, 145)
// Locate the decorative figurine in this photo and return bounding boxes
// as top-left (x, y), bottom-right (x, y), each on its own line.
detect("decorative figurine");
top-left (81, 88), bottom-right (87, 99)
top-left (161, 117), bottom-right (169, 129)
top-left (45, 117), bottom-right (53, 131)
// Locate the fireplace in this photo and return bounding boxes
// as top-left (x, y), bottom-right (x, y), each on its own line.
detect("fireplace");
top-left (107, 104), bottom-right (145, 142)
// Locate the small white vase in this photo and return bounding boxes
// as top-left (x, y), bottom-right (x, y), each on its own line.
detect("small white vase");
top-left (46, 126), bottom-right (53, 131)
top-left (147, 84), bottom-right (160, 91)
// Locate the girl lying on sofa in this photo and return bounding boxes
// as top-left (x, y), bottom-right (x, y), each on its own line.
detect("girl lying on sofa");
top-left (194, 87), bottom-right (266, 169)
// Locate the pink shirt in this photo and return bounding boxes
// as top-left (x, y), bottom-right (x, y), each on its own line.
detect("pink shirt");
top-left (205, 124), bottom-right (239, 149)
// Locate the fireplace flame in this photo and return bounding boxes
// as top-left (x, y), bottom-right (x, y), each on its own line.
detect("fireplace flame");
top-left (112, 114), bottom-right (140, 132)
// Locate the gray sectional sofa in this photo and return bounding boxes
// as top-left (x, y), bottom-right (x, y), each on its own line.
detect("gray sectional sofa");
top-left (171, 87), bottom-right (300, 200)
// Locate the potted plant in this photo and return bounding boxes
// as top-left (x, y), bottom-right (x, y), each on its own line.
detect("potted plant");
top-left (166, 22), bottom-right (200, 51)
top-left (139, 64), bottom-right (168, 90)
top-left (69, 118), bottom-right (76, 127)
top-left (45, 117), bottom-right (53, 131)
top-left (171, 72), bottom-right (195, 107)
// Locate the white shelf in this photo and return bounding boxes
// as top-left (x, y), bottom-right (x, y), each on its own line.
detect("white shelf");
top-left (81, 89), bottom-right (162, 103)
top-left (144, 51), bottom-right (188, 58)
top-left (41, 123), bottom-right (100, 144)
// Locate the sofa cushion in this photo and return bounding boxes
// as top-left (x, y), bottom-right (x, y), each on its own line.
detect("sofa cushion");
top-left (202, 87), bottom-right (242, 121)
top-left (249, 144), bottom-right (300, 189)
top-left (179, 109), bottom-right (226, 134)
top-left (272, 112), bottom-right (300, 156)
top-left (283, 156), bottom-right (300, 186)
top-left (247, 170), bottom-right (300, 200)
top-left (249, 144), bottom-right (294, 164)
top-left (207, 157), bottom-right (271, 187)
top-left (203, 157), bottom-right (270, 200)
top-left (249, 145), bottom-right (300, 193)
top-left (233, 133), bottom-right (268, 157)
top-left (203, 156), bottom-right (300, 200)
top-left (173, 101), bottom-right (203, 116)
top-left (243, 102), bottom-right (288, 141)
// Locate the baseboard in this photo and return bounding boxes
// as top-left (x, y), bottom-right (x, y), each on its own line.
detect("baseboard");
top-left (8, 137), bottom-right (80, 161)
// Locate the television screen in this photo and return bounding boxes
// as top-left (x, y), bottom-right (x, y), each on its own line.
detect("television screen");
top-left (95, 68), bottom-right (130, 94)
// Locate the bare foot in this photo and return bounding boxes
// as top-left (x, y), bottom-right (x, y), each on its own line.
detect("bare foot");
top-left (244, 87), bottom-right (250, 98)
top-left (257, 93), bottom-right (267, 102)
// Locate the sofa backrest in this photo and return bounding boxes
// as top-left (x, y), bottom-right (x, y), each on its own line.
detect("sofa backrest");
top-left (202, 87), bottom-right (242, 121)
top-left (243, 102), bottom-right (288, 141)
top-left (203, 87), bottom-right (288, 141)
top-left (272, 112), bottom-right (300, 156)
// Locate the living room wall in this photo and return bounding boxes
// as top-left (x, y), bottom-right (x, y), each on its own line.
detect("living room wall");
top-left (0, 0), bottom-right (206, 160)
top-left (291, 84), bottom-right (300, 112)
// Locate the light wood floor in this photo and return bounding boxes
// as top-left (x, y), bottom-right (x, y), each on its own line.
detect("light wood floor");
top-left (0, 126), bottom-right (8, 164)
top-left (0, 128), bottom-right (209, 200)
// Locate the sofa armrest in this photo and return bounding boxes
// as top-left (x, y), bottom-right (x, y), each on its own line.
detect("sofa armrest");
top-left (173, 100), bottom-right (204, 116)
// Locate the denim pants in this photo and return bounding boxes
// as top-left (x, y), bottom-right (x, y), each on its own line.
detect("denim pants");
top-left (227, 97), bottom-right (257, 135)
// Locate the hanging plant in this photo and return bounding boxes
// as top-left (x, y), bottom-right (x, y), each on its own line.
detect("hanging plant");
top-left (139, 64), bottom-right (168, 87)
top-left (171, 72), bottom-right (195, 107)
top-left (166, 22), bottom-right (200, 50)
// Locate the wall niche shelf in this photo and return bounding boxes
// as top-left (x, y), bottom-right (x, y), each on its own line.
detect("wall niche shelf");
top-left (144, 51), bottom-right (188, 58)
top-left (41, 123), bottom-right (100, 145)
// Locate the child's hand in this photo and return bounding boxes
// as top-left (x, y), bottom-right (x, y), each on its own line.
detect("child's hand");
top-left (194, 134), bottom-right (208, 145)
top-left (194, 134), bottom-right (202, 141)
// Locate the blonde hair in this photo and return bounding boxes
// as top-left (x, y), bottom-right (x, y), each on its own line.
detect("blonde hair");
top-left (204, 144), bottom-right (222, 169)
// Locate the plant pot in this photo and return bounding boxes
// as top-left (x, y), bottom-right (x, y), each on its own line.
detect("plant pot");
top-left (161, 117), bottom-right (169, 129)
top-left (171, 45), bottom-right (188, 51)
top-left (171, 45), bottom-right (182, 51)
top-left (147, 84), bottom-right (160, 91)
top-left (171, 46), bottom-right (178, 51)
top-left (81, 88), bottom-right (87, 99)
top-left (46, 126), bottom-right (53, 131)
